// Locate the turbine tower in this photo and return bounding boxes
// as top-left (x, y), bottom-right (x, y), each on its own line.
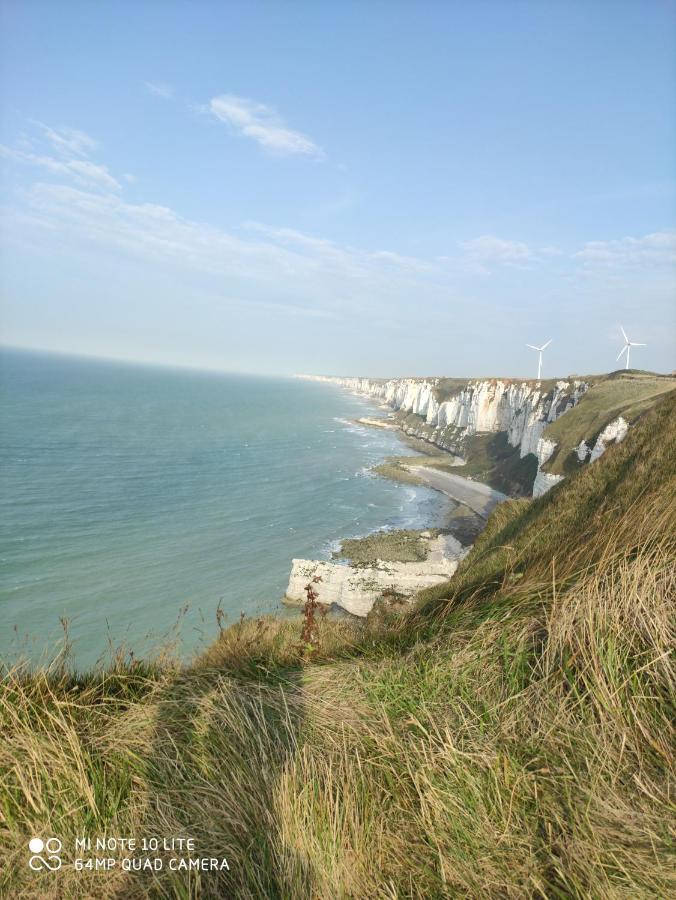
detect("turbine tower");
top-left (617, 326), bottom-right (646, 371)
top-left (526, 339), bottom-right (552, 380)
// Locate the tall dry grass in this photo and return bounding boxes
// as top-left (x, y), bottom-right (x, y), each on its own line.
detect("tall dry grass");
top-left (2, 517), bottom-right (672, 898)
top-left (1, 391), bottom-right (674, 898)
top-left (270, 507), bottom-right (675, 898)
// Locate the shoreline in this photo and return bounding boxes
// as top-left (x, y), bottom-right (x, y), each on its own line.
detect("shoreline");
top-left (352, 394), bottom-right (505, 521)
top-left (282, 390), bottom-right (503, 617)
top-left (404, 465), bottom-right (507, 519)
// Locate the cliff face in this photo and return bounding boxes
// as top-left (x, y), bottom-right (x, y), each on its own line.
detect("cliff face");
top-left (305, 375), bottom-right (594, 496)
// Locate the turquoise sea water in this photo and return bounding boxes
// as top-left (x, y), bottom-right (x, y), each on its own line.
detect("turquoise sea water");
top-left (1, 350), bottom-right (448, 667)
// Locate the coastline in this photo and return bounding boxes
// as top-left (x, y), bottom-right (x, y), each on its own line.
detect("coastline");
top-left (282, 388), bottom-right (504, 617)
top-left (348, 389), bottom-right (505, 521)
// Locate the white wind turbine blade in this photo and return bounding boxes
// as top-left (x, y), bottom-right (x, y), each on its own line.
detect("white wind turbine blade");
top-left (616, 346), bottom-right (627, 362)
top-left (526, 344), bottom-right (539, 351)
top-left (540, 339), bottom-right (552, 350)
top-left (630, 342), bottom-right (646, 347)
top-left (620, 325), bottom-right (629, 343)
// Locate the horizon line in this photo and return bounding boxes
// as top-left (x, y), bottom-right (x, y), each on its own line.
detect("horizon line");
top-left (1, 343), bottom-right (671, 383)
top-left (0, 342), bottom-right (284, 379)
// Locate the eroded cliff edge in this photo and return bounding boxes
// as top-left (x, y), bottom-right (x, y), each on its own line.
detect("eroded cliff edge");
top-left (301, 371), bottom-right (675, 497)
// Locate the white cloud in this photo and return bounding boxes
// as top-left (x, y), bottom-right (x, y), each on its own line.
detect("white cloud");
top-left (7, 181), bottom-right (451, 326)
top-left (1, 121), bottom-right (121, 191)
top-left (4, 118), bottom-right (673, 340)
top-left (31, 122), bottom-right (97, 157)
top-left (367, 249), bottom-right (434, 273)
top-left (459, 231), bottom-right (676, 275)
top-left (459, 235), bottom-right (535, 273)
top-left (62, 159), bottom-right (121, 191)
top-left (243, 222), bottom-right (433, 274)
top-left (461, 235), bottom-right (533, 264)
top-left (209, 95), bottom-right (324, 158)
top-left (145, 81), bottom-right (174, 99)
top-left (242, 222), bottom-right (350, 262)
top-left (252, 300), bottom-right (337, 320)
top-left (573, 231), bottom-right (676, 268)
top-left (0, 145), bottom-right (121, 191)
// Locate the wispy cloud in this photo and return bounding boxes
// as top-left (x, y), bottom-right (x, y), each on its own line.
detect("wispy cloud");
top-left (458, 231), bottom-right (676, 275)
top-left (31, 122), bottom-right (98, 157)
top-left (3, 118), bottom-right (674, 341)
top-left (573, 231), bottom-right (676, 268)
top-left (6, 180), bottom-right (450, 327)
top-left (251, 300), bottom-right (337, 320)
top-left (0, 145), bottom-right (121, 191)
top-left (243, 222), bottom-right (433, 273)
top-left (1, 122), bottom-right (121, 191)
top-left (368, 249), bottom-right (434, 273)
top-left (459, 235), bottom-right (535, 273)
top-left (208, 94), bottom-right (324, 158)
top-left (145, 81), bottom-right (174, 99)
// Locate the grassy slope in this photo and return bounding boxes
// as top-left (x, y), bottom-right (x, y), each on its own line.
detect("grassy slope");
top-left (543, 370), bottom-right (676, 475)
top-left (1, 392), bottom-right (675, 898)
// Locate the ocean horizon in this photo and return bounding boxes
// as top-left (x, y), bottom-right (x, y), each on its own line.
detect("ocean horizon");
top-left (0, 348), bottom-right (449, 667)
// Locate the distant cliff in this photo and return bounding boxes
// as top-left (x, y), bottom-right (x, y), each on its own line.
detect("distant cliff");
top-left (300, 372), bottom-right (674, 496)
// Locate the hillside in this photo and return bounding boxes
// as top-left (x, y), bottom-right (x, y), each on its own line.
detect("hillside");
top-left (541, 370), bottom-right (676, 475)
top-left (1, 389), bottom-right (675, 898)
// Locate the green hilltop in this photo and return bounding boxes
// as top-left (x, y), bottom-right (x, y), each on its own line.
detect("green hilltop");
top-left (542, 369), bottom-right (676, 474)
top-left (1, 387), bottom-right (675, 898)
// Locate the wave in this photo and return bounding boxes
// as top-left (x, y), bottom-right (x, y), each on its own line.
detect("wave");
top-left (333, 416), bottom-right (366, 434)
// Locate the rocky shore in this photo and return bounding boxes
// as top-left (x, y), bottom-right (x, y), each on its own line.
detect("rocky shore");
top-left (283, 531), bottom-right (466, 617)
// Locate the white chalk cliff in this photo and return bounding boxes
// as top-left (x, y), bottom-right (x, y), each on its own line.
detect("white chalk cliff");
top-left (303, 374), bottom-right (600, 495)
top-left (301, 374), bottom-right (635, 496)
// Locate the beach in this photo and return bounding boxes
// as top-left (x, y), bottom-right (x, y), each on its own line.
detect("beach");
top-left (405, 466), bottom-right (507, 518)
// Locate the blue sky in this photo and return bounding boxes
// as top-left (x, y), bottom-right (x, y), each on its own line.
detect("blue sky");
top-left (1, 0), bottom-right (674, 377)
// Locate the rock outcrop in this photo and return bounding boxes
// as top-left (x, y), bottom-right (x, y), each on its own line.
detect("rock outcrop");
top-left (588, 417), bottom-right (629, 463)
top-left (284, 533), bottom-right (465, 617)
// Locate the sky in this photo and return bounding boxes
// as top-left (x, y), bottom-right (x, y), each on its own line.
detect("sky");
top-left (0, 0), bottom-right (675, 378)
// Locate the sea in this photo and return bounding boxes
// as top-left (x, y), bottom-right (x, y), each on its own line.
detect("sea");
top-left (0, 349), bottom-right (450, 668)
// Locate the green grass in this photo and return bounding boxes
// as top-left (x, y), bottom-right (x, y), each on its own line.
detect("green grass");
top-left (372, 460), bottom-right (426, 485)
top-left (543, 370), bottom-right (676, 475)
top-left (432, 375), bottom-right (563, 404)
top-left (1, 390), bottom-right (675, 898)
top-left (432, 377), bottom-right (470, 403)
top-left (334, 529), bottom-right (435, 565)
top-left (451, 431), bottom-right (538, 495)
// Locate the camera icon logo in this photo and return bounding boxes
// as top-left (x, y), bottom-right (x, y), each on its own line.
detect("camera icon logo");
top-left (28, 837), bottom-right (62, 871)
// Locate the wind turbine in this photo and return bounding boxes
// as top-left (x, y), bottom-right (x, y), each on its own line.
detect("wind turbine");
top-left (526, 339), bottom-right (552, 380)
top-left (617, 326), bottom-right (646, 371)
